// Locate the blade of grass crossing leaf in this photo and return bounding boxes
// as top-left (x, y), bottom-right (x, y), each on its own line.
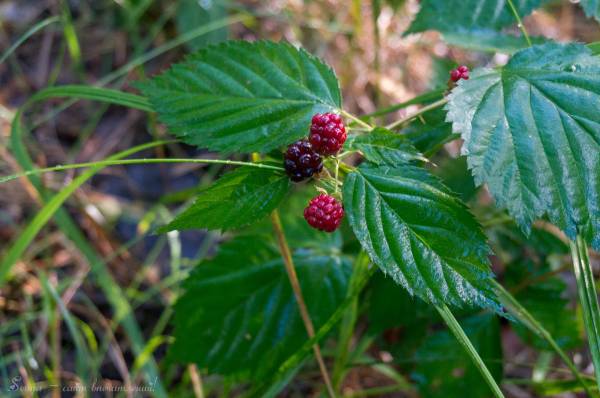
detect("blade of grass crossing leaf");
top-left (493, 280), bottom-right (593, 395)
top-left (0, 16), bottom-right (60, 64)
top-left (435, 304), bottom-right (505, 398)
top-left (7, 87), bottom-right (168, 397)
top-left (506, 0), bottom-right (532, 46)
top-left (251, 253), bottom-right (375, 397)
top-left (571, 235), bottom-right (600, 390)
top-left (332, 252), bottom-right (372, 391)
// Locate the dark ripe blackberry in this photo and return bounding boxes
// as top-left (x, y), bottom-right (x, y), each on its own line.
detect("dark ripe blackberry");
top-left (284, 139), bottom-right (323, 182)
top-left (309, 113), bottom-right (347, 155)
top-left (303, 194), bottom-right (344, 232)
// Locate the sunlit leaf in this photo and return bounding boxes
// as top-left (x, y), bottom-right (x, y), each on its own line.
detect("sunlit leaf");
top-left (139, 40), bottom-right (341, 154)
top-left (343, 163), bottom-right (500, 310)
top-left (160, 166), bottom-right (290, 232)
top-left (446, 42), bottom-right (600, 250)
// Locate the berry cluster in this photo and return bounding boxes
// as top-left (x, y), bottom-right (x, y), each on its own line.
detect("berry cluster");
top-left (449, 65), bottom-right (469, 83)
top-left (283, 112), bottom-right (347, 232)
top-left (284, 112), bottom-right (347, 183)
top-left (303, 194), bottom-right (344, 233)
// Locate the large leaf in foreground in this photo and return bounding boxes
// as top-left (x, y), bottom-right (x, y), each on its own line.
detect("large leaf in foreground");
top-left (170, 236), bottom-right (351, 377)
top-left (139, 40), bottom-right (341, 154)
top-left (160, 166), bottom-right (290, 232)
top-left (343, 164), bottom-right (499, 310)
top-left (446, 42), bottom-right (600, 250)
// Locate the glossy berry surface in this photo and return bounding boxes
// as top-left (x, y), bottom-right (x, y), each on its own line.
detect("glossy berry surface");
top-left (284, 139), bottom-right (323, 182)
top-left (304, 194), bottom-right (344, 232)
top-left (309, 113), bottom-right (347, 155)
top-left (450, 65), bottom-right (469, 82)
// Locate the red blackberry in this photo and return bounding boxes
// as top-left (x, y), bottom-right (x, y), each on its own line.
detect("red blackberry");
top-left (309, 113), bottom-right (347, 155)
top-left (450, 65), bottom-right (469, 82)
top-left (284, 139), bottom-right (323, 182)
top-left (304, 194), bottom-right (344, 232)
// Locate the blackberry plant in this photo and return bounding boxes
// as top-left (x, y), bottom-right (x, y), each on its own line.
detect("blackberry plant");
top-left (3, 2), bottom-right (600, 397)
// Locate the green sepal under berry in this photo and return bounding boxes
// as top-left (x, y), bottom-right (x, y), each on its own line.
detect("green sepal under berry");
top-left (346, 127), bottom-right (426, 165)
top-left (169, 235), bottom-right (352, 378)
top-left (446, 42), bottom-right (600, 250)
top-left (138, 40), bottom-right (341, 154)
top-left (159, 166), bottom-right (290, 232)
top-left (343, 163), bottom-right (501, 311)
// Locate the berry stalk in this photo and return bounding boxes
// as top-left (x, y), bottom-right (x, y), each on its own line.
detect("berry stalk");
top-left (270, 211), bottom-right (336, 398)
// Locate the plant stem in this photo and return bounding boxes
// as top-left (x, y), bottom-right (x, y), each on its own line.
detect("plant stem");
top-left (570, 235), bottom-right (600, 389)
top-left (386, 98), bottom-right (448, 130)
top-left (435, 304), bottom-right (505, 398)
top-left (270, 211), bottom-right (336, 398)
top-left (506, 0), bottom-right (532, 47)
top-left (493, 280), bottom-right (593, 396)
top-left (341, 109), bottom-right (373, 130)
top-left (0, 157), bottom-right (283, 184)
top-left (364, 88), bottom-right (446, 118)
top-left (332, 252), bottom-right (370, 390)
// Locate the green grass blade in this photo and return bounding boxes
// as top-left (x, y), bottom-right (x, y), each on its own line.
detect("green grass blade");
top-left (435, 304), bottom-right (505, 398)
top-left (0, 157), bottom-right (283, 184)
top-left (0, 16), bottom-right (60, 64)
top-left (6, 88), bottom-right (168, 397)
top-left (24, 85), bottom-right (152, 112)
top-left (60, 0), bottom-right (82, 71)
top-left (0, 140), bottom-right (168, 282)
top-left (571, 235), bottom-right (600, 390)
top-left (39, 271), bottom-right (90, 384)
top-left (493, 280), bottom-right (594, 396)
top-left (251, 253), bottom-right (375, 397)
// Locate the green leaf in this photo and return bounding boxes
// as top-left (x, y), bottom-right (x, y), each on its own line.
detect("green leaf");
top-left (580, 0), bottom-right (600, 22)
top-left (406, 0), bottom-right (549, 35)
top-left (511, 269), bottom-right (582, 350)
top-left (347, 127), bottom-right (426, 165)
top-left (412, 313), bottom-right (502, 398)
top-left (446, 42), bottom-right (600, 250)
top-left (169, 236), bottom-right (352, 377)
top-left (139, 40), bottom-right (341, 154)
top-left (434, 156), bottom-right (478, 203)
top-left (160, 166), bottom-right (290, 232)
top-left (176, 0), bottom-right (228, 51)
top-left (343, 163), bottom-right (500, 310)
top-left (367, 271), bottom-right (434, 340)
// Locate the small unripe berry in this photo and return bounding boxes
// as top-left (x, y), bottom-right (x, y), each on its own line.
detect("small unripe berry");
top-left (309, 113), bottom-right (347, 155)
top-left (304, 194), bottom-right (344, 232)
top-left (450, 65), bottom-right (469, 82)
top-left (284, 139), bottom-right (323, 182)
